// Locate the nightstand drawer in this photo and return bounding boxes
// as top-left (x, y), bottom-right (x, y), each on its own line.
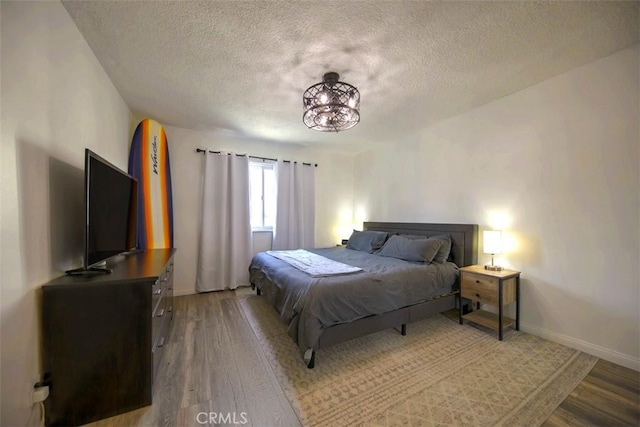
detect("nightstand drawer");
top-left (462, 271), bottom-right (498, 288)
top-left (461, 283), bottom-right (498, 305)
top-left (461, 272), bottom-right (498, 305)
top-left (461, 272), bottom-right (518, 306)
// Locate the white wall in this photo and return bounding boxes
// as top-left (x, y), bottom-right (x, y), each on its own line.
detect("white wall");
top-left (164, 126), bottom-right (355, 296)
top-left (354, 46), bottom-right (640, 369)
top-left (0, 2), bottom-right (132, 425)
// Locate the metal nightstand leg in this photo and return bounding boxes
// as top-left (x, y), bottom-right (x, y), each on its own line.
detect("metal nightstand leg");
top-left (516, 276), bottom-right (520, 331)
top-left (498, 280), bottom-right (503, 341)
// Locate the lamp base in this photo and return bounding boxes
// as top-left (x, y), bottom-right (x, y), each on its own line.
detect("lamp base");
top-left (484, 264), bottom-right (503, 271)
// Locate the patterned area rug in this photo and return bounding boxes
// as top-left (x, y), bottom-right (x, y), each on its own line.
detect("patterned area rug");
top-left (237, 292), bottom-right (598, 426)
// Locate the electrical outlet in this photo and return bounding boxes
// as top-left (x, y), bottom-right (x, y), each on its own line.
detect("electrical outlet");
top-left (29, 374), bottom-right (51, 406)
top-left (27, 375), bottom-right (39, 408)
top-left (32, 385), bottom-right (49, 403)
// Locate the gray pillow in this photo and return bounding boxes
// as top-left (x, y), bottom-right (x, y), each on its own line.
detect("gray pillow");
top-left (430, 234), bottom-right (452, 263)
top-left (377, 234), bottom-right (441, 263)
top-left (399, 234), bottom-right (429, 241)
top-left (397, 233), bottom-right (452, 263)
top-left (346, 230), bottom-right (389, 253)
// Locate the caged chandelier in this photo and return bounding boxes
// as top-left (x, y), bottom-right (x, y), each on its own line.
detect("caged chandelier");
top-left (303, 72), bottom-right (360, 132)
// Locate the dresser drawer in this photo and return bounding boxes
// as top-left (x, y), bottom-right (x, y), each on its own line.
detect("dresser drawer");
top-left (152, 264), bottom-right (171, 311)
top-left (152, 295), bottom-right (168, 342)
top-left (461, 272), bottom-right (498, 305)
top-left (151, 279), bottom-right (163, 312)
top-left (164, 261), bottom-right (174, 317)
top-left (152, 315), bottom-right (168, 380)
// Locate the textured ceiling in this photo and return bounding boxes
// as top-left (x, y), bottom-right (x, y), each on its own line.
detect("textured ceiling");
top-left (62, 1), bottom-right (639, 153)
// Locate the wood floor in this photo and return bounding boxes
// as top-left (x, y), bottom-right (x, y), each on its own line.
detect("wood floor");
top-left (544, 358), bottom-right (640, 426)
top-left (86, 290), bottom-right (639, 427)
top-left (86, 290), bottom-right (301, 427)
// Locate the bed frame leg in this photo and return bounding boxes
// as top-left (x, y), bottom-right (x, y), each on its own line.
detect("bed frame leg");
top-left (305, 349), bottom-right (316, 369)
top-left (251, 283), bottom-right (261, 295)
top-left (401, 324), bottom-right (407, 336)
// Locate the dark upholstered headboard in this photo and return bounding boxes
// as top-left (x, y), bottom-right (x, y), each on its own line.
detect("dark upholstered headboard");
top-left (363, 222), bottom-right (478, 267)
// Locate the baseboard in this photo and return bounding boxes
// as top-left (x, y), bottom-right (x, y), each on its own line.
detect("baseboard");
top-left (520, 322), bottom-right (640, 371)
top-left (174, 290), bottom-right (194, 297)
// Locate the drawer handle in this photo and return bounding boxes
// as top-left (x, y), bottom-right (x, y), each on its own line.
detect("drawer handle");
top-left (154, 288), bottom-right (162, 295)
top-left (157, 308), bottom-right (165, 317)
top-left (475, 280), bottom-right (480, 284)
top-left (157, 337), bottom-right (165, 348)
top-left (475, 293), bottom-right (480, 298)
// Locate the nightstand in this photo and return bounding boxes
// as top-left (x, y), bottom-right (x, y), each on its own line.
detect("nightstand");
top-left (458, 265), bottom-right (521, 340)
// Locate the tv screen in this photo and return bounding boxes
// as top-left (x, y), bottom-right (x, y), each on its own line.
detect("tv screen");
top-left (84, 149), bottom-right (138, 270)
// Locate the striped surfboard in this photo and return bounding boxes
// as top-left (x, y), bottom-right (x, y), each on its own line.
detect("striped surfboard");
top-left (128, 119), bottom-right (174, 249)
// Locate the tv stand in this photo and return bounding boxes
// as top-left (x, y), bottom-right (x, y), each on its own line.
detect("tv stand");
top-left (43, 249), bottom-right (176, 426)
top-left (64, 266), bottom-right (112, 276)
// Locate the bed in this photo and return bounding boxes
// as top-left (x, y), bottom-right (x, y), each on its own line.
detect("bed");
top-left (249, 222), bottom-right (478, 368)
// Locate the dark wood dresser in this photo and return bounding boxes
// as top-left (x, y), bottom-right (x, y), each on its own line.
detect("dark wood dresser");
top-left (42, 248), bottom-right (176, 426)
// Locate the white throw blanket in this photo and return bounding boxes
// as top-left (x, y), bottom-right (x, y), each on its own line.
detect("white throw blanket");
top-left (266, 249), bottom-right (363, 277)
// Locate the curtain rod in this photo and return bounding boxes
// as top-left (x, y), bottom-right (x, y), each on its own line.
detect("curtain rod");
top-left (195, 148), bottom-right (317, 167)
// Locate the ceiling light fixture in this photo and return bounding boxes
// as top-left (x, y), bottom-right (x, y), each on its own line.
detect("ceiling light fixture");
top-left (303, 72), bottom-right (360, 132)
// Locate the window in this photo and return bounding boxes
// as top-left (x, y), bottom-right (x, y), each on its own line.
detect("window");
top-left (249, 160), bottom-right (276, 230)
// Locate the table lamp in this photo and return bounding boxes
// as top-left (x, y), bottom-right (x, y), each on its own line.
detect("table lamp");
top-left (483, 230), bottom-right (503, 271)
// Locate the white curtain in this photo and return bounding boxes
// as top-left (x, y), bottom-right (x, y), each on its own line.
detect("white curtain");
top-left (196, 153), bottom-right (252, 292)
top-left (272, 160), bottom-right (315, 250)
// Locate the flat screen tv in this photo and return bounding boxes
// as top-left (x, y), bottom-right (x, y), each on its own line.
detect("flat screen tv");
top-left (66, 149), bottom-right (138, 275)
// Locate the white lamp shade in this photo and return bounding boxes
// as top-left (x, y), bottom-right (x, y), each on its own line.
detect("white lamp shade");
top-left (483, 230), bottom-right (503, 254)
